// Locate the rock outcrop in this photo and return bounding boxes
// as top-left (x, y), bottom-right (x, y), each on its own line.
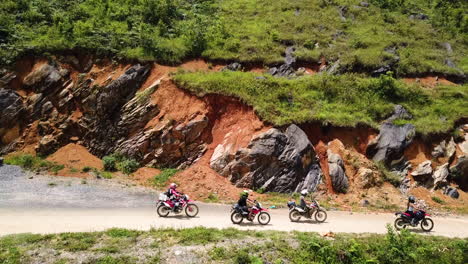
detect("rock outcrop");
top-left (432, 137), bottom-right (456, 159)
top-left (0, 89), bottom-right (24, 129)
top-left (450, 156), bottom-right (468, 192)
top-left (210, 124), bottom-right (322, 193)
top-left (327, 149), bottom-right (349, 193)
top-left (433, 163), bottom-right (449, 189)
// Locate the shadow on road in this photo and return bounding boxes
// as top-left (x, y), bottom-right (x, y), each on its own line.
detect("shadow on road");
top-left (157, 215), bottom-right (200, 220)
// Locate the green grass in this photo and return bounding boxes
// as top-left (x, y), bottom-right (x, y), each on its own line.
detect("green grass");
top-left (1, 0), bottom-right (466, 76)
top-left (4, 153), bottom-right (64, 173)
top-left (102, 153), bottom-right (140, 174)
top-left (432, 196), bottom-right (445, 204)
top-left (151, 168), bottom-right (179, 188)
top-left (204, 192), bottom-right (220, 203)
top-left (174, 70), bottom-right (468, 134)
top-left (1, 227), bottom-right (466, 263)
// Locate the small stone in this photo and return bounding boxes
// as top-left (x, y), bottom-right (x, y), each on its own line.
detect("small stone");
top-left (360, 199), bottom-right (370, 207)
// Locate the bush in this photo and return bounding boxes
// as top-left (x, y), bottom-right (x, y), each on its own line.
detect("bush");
top-left (82, 166), bottom-right (93, 173)
top-left (5, 153), bottom-right (63, 173)
top-left (151, 168), bottom-right (179, 188)
top-left (431, 196), bottom-right (445, 204)
top-left (102, 156), bottom-right (118, 172)
top-left (117, 159), bottom-right (139, 175)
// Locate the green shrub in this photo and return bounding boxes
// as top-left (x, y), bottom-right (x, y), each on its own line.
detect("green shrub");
top-left (4, 153), bottom-right (64, 173)
top-left (100, 171), bottom-right (113, 179)
top-left (82, 166), bottom-right (93, 173)
top-left (117, 159), bottom-right (139, 175)
top-left (102, 156), bottom-right (118, 172)
top-left (375, 162), bottom-right (401, 187)
top-left (151, 168), bottom-right (179, 188)
top-left (432, 196), bottom-right (445, 204)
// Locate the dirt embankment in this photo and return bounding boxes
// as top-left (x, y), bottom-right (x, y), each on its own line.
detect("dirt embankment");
top-left (2, 56), bottom-right (467, 212)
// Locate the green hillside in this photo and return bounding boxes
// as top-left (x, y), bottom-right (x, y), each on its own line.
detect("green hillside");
top-left (1, 0), bottom-right (467, 76)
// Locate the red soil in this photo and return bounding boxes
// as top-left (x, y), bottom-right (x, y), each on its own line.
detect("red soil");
top-left (87, 60), bottom-right (131, 87)
top-left (132, 167), bottom-right (161, 186)
top-left (47, 143), bottom-right (103, 177)
top-left (315, 141), bottom-right (333, 194)
top-left (403, 76), bottom-right (457, 88)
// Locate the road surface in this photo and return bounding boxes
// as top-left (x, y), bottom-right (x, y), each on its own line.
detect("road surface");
top-left (1, 165), bottom-right (467, 237)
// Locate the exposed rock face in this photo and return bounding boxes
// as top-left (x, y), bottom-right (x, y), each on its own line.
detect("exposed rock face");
top-left (433, 163), bottom-right (449, 189)
top-left (269, 46), bottom-right (297, 77)
top-left (222, 62), bottom-right (243, 71)
top-left (450, 156), bottom-right (468, 192)
top-left (0, 89), bottom-right (24, 129)
top-left (366, 122), bottom-right (415, 167)
top-left (211, 124), bottom-right (322, 193)
top-left (386, 105), bottom-right (412, 122)
top-left (357, 168), bottom-right (380, 189)
top-left (327, 149), bottom-right (349, 193)
top-left (411, 160), bottom-right (432, 177)
top-left (432, 137), bottom-right (456, 159)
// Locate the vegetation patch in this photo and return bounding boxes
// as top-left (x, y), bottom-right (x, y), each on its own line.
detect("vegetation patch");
top-left (4, 153), bottom-right (64, 173)
top-left (175, 71), bottom-right (467, 134)
top-left (151, 168), bottom-right (179, 188)
top-left (102, 153), bottom-right (140, 175)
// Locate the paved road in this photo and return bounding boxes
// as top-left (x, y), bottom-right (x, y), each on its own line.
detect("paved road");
top-left (1, 165), bottom-right (467, 237)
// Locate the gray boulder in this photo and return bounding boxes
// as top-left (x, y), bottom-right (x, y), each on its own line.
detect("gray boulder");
top-left (327, 150), bottom-right (349, 193)
top-left (211, 124), bottom-right (322, 193)
top-left (450, 156), bottom-right (468, 192)
top-left (386, 105), bottom-right (412, 122)
top-left (443, 186), bottom-right (459, 199)
top-left (431, 137), bottom-right (456, 159)
top-left (23, 64), bottom-right (62, 93)
top-left (269, 46), bottom-right (297, 77)
top-left (366, 122), bottom-right (415, 167)
top-left (223, 62), bottom-right (243, 71)
top-left (433, 163), bottom-right (449, 189)
top-left (411, 160), bottom-right (432, 177)
top-left (0, 89), bottom-right (24, 128)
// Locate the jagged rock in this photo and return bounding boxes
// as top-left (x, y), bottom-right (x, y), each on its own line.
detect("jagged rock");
top-left (431, 137), bottom-right (456, 159)
top-left (23, 64), bottom-right (62, 93)
top-left (269, 46), bottom-right (297, 77)
top-left (443, 186), bottom-right (459, 199)
top-left (357, 167), bottom-right (380, 188)
top-left (325, 60), bottom-right (341, 74)
top-left (222, 62), bottom-right (243, 71)
top-left (0, 71), bottom-right (16, 89)
top-left (399, 177), bottom-right (411, 194)
top-left (0, 89), bottom-right (24, 128)
top-left (458, 126), bottom-right (468, 154)
top-left (450, 156), bottom-right (468, 192)
top-left (386, 105), bottom-right (412, 122)
top-left (211, 124), bottom-right (322, 193)
top-left (411, 160), bottom-right (432, 177)
top-left (36, 135), bottom-right (58, 156)
top-left (390, 159), bottom-right (412, 178)
top-left (433, 163), bottom-right (449, 189)
top-left (366, 122), bottom-right (415, 167)
top-left (327, 149), bottom-right (348, 193)
top-left (41, 101), bottom-right (54, 116)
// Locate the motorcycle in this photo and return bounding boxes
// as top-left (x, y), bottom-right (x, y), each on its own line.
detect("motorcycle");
top-left (156, 193), bottom-right (199, 217)
top-left (287, 200), bottom-right (327, 223)
top-left (394, 210), bottom-right (434, 232)
top-left (231, 200), bottom-right (271, 225)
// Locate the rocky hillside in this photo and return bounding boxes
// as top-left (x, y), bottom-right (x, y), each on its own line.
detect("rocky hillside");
top-left (0, 55), bottom-right (467, 211)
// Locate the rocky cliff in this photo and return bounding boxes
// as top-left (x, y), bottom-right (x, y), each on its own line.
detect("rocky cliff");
top-left (1, 56), bottom-right (467, 206)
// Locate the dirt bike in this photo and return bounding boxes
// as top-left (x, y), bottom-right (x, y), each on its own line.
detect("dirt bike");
top-left (394, 210), bottom-right (434, 232)
top-left (156, 193), bottom-right (199, 217)
top-left (287, 200), bottom-right (327, 223)
top-left (231, 200), bottom-right (271, 225)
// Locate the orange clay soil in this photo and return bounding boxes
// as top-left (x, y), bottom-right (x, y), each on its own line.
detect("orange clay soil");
top-left (47, 143), bottom-right (103, 177)
top-left (131, 167), bottom-right (161, 186)
top-left (409, 186), bottom-right (468, 213)
top-left (87, 60), bottom-right (132, 87)
top-left (403, 76), bottom-right (457, 88)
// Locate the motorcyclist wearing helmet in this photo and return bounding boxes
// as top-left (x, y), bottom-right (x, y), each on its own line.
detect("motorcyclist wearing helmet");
top-left (298, 189), bottom-right (309, 212)
top-left (167, 183), bottom-right (182, 211)
top-left (238, 190), bottom-right (253, 215)
top-left (406, 196), bottom-right (421, 225)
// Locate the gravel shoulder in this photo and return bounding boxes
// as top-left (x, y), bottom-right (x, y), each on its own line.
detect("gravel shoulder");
top-left (1, 165), bottom-right (467, 238)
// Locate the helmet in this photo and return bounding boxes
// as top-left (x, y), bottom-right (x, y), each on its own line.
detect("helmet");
top-left (301, 189), bottom-right (308, 196)
top-left (170, 183), bottom-right (177, 189)
top-left (241, 190), bottom-right (249, 197)
top-left (408, 196), bottom-right (415, 203)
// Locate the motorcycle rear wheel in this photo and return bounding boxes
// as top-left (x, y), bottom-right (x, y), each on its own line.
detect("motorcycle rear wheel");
top-left (420, 218), bottom-right (434, 232)
top-left (231, 212), bottom-right (244, 224)
top-left (157, 205), bottom-right (170, 217)
top-left (289, 210), bottom-right (301, 222)
top-left (258, 212), bottom-right (271, 225)
top-left (314, 210), bottom-right (327, 223)
top-left (185, 204), bottom-right (199, 217)
top-left (394, 217), bottom-right (407, 230)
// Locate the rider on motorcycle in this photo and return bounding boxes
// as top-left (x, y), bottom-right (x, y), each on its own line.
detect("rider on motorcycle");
top-left (167, 183), bottom-right (182, 211)
top-left (238, 190), bottom-right (253, 215)
top-left (406, 196), bottom-right (423, 225)
top-left (297, 189), bottom-right (309, 212)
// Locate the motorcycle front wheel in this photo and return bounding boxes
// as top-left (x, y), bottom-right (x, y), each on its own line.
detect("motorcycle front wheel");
top-left (394, 217), bottom-right (407, 230)
top-left (314, 210), bottom-right (327, 223)
top-left (231, 212), bottom-right (244, 224)
top-left (258, 212), bottom-right (271, 225)
top-left (157, 204), bottom-right (170, 217)
top-left (289, 210), bottom-right (301, 222)
top-left (185, 204), bottom-right (199, 217)
top-left (420, 218), bottom-right (434, 232)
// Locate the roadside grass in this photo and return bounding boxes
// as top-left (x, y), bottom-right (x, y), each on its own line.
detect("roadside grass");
top-left (4, 153), bottom-right (64, 174)
top-left (174, 71), bottom-right (468, 135)
top-left (204, 192), bottom-right (220, 203)
top-left (1, 227), bottom-right (466, 263)
top-left (150, 168), bottom-right (179, 188)
top-left (102, 153), bottom-right (139, 175)
top-left (432, 196), bottom-right (445, 204)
